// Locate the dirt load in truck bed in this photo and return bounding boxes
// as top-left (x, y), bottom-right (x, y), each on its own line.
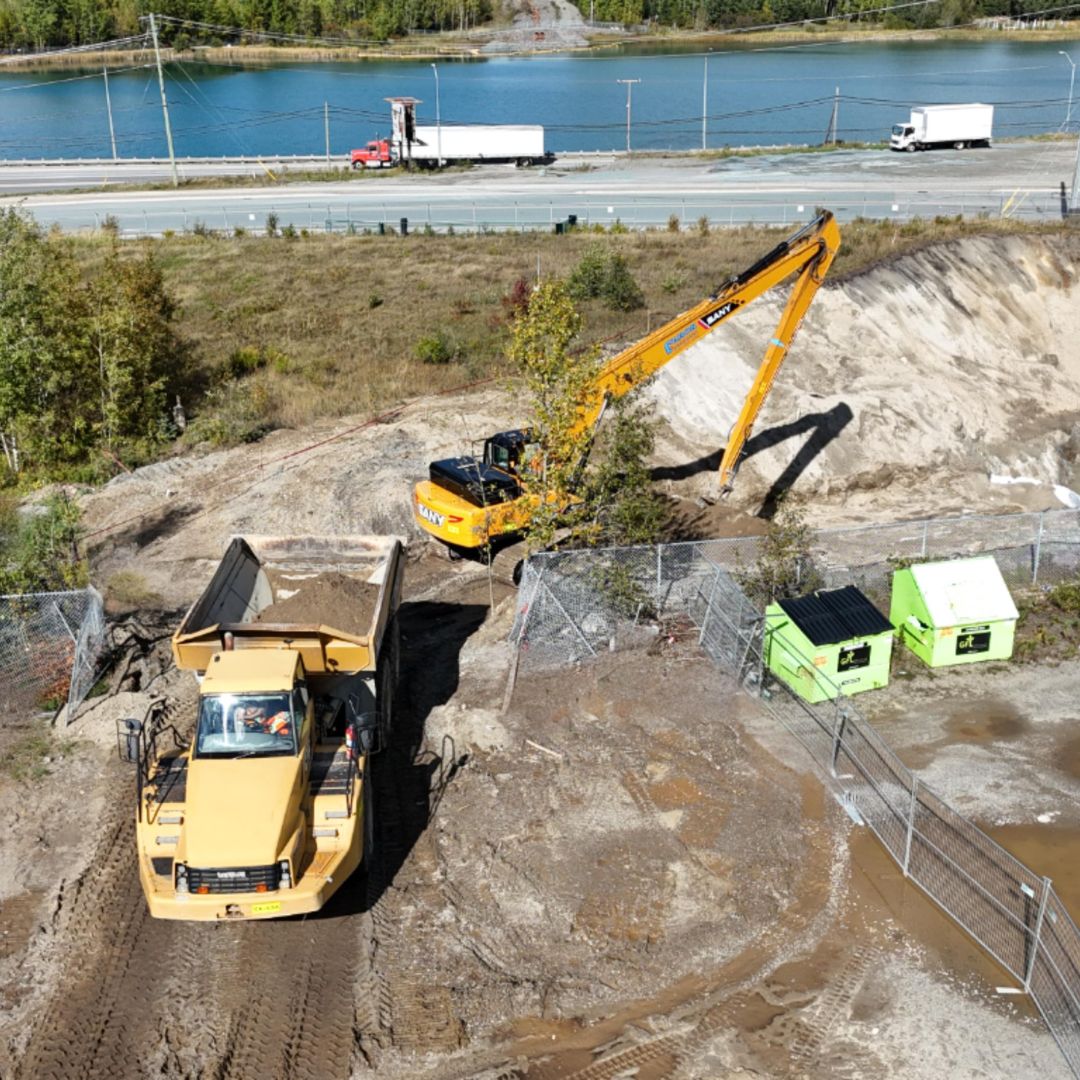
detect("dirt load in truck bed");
top-left (254, 570), bottom-right (380, 635)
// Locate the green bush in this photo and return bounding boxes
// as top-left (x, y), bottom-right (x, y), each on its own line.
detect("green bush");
top-left (414, 330), bottom-right (459, 365)
top-left (224, 345), bottom-right (290, 379)
top-left (1049, 580), bottom-right (1080, 614)
top-left (0, 493), bottom-right (88, 594)
top-left (567, 244), bottom-right (644, 312)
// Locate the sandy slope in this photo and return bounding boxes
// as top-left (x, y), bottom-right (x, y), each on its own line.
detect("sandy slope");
top-left (648, 233), bottom-right (1080, 523)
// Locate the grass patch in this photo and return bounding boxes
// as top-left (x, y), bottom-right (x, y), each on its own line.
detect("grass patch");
top-left (1013, 584), bottom-right (1080, 663)
top-left (106, 570), bottom-right (164, 611)
top-left (0, 722), bottom-right (80, 783)
top-left (65, 217), bottom-right (1077, 443)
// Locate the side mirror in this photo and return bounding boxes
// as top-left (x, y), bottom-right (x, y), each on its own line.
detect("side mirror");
top-left (353, 711), bottom-right (381, 755)
top-left (116, 718), bottom-right (142, 764)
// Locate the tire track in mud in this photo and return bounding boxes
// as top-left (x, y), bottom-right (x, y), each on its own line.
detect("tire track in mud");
top-left (366, 746), bottom-right (463, 1058)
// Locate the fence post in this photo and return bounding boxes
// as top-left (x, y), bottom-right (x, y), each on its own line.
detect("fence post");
top-left (1033, 511), bottom-right (1044, 585)
top-left (699, 567), bottom-right (722, 644)
top-left (902, 775), bottom-right (919, 877)
top-left (1023, 876), bottom-right (1053, 993)
top-left (921, 520), bottom-right (929, 557)
top-left (830, 703), bottom-right (848, 778)
top-left (657, 545), bottom-right (663, 593)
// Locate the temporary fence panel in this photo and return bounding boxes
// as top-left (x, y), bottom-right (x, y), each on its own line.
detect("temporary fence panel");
top-left (0, 587), bottom-right (106, 718)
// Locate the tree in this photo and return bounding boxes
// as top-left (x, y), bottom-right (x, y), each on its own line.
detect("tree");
top-left (508, 279), bottom-right (600, 550)
top-left (0, 210), bottom-right (183, 474)
top-left (579, 389), bottom-right (666, 546)
top-left (736, 499), bottom-right (822, 605)
top-left (509, 281), bottom-right (664, 553)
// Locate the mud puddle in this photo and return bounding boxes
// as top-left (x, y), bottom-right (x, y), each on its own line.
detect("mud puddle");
top-left (987, 823), bottom-right (1080, 917)
top-left (849, 825), bottom-right (1039, 1014)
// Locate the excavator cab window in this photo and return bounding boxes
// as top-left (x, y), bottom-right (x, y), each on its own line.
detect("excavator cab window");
top-left (484, 431), bottom-right (528, 475)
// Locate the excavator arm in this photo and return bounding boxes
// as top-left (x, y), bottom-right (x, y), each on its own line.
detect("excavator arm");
top-left (575, 210), bottom-right (840, 488)
top-left (412, 211), bottom-right (839, 552)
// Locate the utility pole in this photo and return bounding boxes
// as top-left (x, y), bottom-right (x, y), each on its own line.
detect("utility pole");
top-left (103, 66), bottom-right (118, 161)
top-left (1071, 125), bottom-right (1080, 213)
top-left (324, 100), bottom-right (331, 167)
top-left (616, 78), bottom-right (640, 155)
top-left (431, 63), bottom-right (442, 166)
top-left (824, 86), bottom-right (840, 146)
top-left (1061, 51), bottom-right (1076, 128)
top-left (702, 53), bottom-right (708, 151)
top-left (147, 13), bottom-right (178, 187)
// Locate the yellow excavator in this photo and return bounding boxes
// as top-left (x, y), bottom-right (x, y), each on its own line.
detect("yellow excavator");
top-left (413, 210), bottom-right (840, 554)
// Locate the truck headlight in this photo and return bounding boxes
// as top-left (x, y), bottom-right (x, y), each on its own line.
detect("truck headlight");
top-left (279, 859), bottom-right (292, 889)
top-left (175, 863), bottom-right (189, 894)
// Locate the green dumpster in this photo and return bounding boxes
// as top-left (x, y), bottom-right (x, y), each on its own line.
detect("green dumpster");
top-left (765, 585), bottom-right (894, 704)
top-left (890, 556), bottom-right (1018, 668)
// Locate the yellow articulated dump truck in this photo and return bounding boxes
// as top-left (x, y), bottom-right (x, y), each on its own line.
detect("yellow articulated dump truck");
top-left (118, 535), bottom-right (403, 921)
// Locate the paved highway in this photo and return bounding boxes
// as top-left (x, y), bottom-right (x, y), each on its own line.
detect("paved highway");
top-left (1, 140), bottom-right (1075, 234)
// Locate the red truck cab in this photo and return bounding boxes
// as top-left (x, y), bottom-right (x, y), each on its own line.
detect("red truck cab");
top-left (351, 139), bottom-right (394, 168)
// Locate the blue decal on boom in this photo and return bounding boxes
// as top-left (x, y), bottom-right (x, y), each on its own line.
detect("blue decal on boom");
top-left (663, 323), bottom-right (699, 355)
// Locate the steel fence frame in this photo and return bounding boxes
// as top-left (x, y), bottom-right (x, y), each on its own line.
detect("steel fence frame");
top-left (0, 586), bottom-right (106, 719)
top-left (510, 506), bottom-right (1080, 1077)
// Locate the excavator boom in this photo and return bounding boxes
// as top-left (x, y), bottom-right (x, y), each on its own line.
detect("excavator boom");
top-left (412, 211), bottom-right (840, 551)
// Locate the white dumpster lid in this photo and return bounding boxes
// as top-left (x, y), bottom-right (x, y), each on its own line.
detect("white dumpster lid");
top-left (910, 557), bottom-right (1018, 625)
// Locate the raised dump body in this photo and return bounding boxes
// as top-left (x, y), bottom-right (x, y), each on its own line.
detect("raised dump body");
top-left (124, 535), bottom-right (404, 921)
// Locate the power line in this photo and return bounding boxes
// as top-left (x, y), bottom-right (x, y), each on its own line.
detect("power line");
top-left (0, 33), bottom-right (151, 66)
top-left (0, 64), bottom-right (156, 93)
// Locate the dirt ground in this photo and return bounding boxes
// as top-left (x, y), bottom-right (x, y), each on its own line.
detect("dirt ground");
top-left (2, 233), bottom-right (1080, 1078)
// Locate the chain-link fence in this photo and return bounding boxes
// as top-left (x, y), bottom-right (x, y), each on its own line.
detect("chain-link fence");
top-left (511, 507), bottom-right (1080, 671)
top-left (509, 507), bottom-right (1080, 1077)
top-left (0, 587), bottom-right (107, 719)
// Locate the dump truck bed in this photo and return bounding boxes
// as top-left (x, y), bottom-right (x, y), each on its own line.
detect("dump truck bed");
top-left (172, 535), bottom-right (404, 675)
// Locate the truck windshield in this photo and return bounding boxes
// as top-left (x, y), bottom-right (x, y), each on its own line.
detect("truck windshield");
top-left (891, 125), bottom-right (908, 137)
top-left (195, 693), bottom-right (297, 758)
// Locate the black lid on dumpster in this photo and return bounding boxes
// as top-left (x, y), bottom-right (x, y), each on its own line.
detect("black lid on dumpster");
top-left (776, 586), bottom-right (892, 646)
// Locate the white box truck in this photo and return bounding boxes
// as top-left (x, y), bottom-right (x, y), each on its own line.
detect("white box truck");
top-left (889, 104), bottom-right (993, 152)
top-left (352, 125), bottom-right (551, 168)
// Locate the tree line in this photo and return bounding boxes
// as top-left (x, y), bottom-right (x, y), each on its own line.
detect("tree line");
top-left (572, 0), bottom-right (1072, 30)
top-left (0, 209), bottom-right (185, 479)
top-left (0, 0), bottom-right (491, 51)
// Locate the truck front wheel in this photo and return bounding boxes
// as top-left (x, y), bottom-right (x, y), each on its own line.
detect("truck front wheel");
top-left (906, 143), bottom-right (916, 153)
top-left (954, 141), bottom-right (966, 150)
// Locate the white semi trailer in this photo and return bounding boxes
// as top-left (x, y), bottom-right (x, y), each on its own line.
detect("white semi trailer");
top-left (889, 104), bottom-right (994, 152)
top-left (352, 125), bottom-right (551, 168)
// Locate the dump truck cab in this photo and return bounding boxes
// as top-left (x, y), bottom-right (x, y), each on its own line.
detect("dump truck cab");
top-left (124, 535), bottom-right (402, 921)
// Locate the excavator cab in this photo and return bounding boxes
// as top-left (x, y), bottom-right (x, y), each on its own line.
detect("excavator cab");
top-left (483, 430), bottom-right (531, 474)
top-left (427, 428), bottom-right (534, 509)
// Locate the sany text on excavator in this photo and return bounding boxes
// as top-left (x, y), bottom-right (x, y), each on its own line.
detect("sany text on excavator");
top-left (413, 211), bottom-right (841, 555)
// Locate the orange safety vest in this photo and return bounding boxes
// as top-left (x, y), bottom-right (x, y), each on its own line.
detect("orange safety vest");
top-left (265, 712), bottom-right (291, 736)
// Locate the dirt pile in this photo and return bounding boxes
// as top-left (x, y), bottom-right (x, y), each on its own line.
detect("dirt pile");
top-left (648, 233), bottom-right (1080, 523)
top-left (255, 571), bottom-right (380, 634)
